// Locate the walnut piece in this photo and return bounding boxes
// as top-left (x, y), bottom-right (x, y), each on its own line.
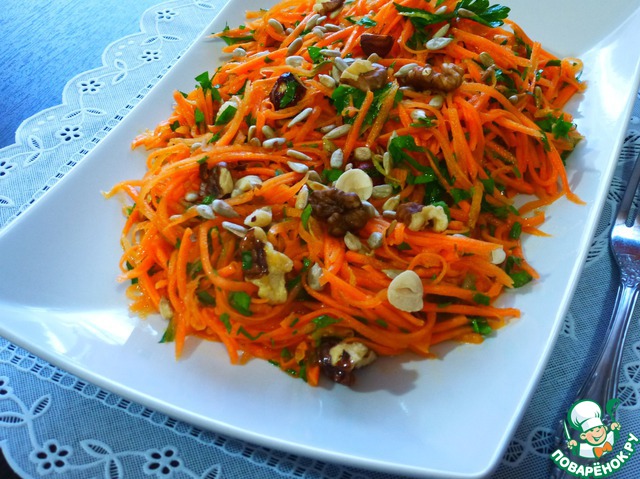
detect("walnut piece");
top-left (246, 238), bottom-right (293, 304)
top-left (238, 229), bottom-right (269, 280)
top-left (397, 202), bottom-right (448, 232)
top-left (398, 62), bottom-right (464, 92)
top-left (314, 0), bottom-right (344, 15)
top-left (308, 188), bottom-right (371, 236)
top-left (199, 162), bottom-right (232, 200)
top-left (340, 59), bottom-right (388, 92)
top-left (317, 336), bottom-right (376, 386)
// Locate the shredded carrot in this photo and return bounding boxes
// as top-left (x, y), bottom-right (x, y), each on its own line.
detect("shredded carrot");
top-left (109, 0), bottom-right (586, 387)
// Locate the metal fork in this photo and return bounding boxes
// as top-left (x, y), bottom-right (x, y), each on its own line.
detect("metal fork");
top-left (551, 155), bottom-right (640, 478)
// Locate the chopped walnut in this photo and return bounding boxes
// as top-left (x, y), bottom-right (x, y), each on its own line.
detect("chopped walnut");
top-left (246, 239), bottom-right (293, 304)
top-left (238, 229), bottom-right (269, 280)
top-left (398, 63), bottom-right (464, 92)
top-left (397, 202), bottom-right (448, 232)
top-left (314, 0), bottom-right (344, 15)
top-left (308, 188), bottom-right (371, 237)
top-left (199, 162), bottom-right (233, 200)
top-left (340, 59), bottom-right (388, 92)
top-left (317, 336), bottom-right (376, 386)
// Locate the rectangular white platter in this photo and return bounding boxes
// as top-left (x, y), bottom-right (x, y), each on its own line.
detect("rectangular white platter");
top-left (1, 0), bottom-right (640, 477)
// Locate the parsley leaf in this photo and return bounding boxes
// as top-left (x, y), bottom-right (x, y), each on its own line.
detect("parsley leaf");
top-left (218, 24), bottom-right (255, 45)
top-left (301, 204), bottom-right (312, 231)
top-left (455, 0), bottom-right (510, 28)
top-left (307, 45), bottom-right (323, 63)
top-left (229, 291), bottom-right (252, 316)
top-left (388, 135), bottom-right (434, 174)
top-left (159, 318), bottom-right (176, 343)
top-left (196, 290), bottom-right (217, 306)
top-left (470, 317), bottom-right (492, 335)
top-left (472, 293), bottom-right (491, 305)
top-left (345, 15), bottom-right (377, 27)
top-left (215, 105), bottom-right (237, 125)
top-left (312, 315), bottom-right (341, 329)
top-left (279, 80), bottom-right (299, 108)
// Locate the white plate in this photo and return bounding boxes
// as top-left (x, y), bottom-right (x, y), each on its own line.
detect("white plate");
top-left (1, 1), bottom-right (640, 477)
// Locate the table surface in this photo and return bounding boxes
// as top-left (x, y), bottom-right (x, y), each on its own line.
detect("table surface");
top-left (1, 2), bottom-right (640, 478)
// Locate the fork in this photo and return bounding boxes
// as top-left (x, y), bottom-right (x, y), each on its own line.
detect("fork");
top-left (550, 155), bottom-right (640, 478)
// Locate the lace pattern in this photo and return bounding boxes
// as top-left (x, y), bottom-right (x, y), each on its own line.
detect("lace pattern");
top-left (1, 1), bottom-right (640, 478)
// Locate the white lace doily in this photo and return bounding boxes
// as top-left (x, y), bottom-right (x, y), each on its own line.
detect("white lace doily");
top-left (1, 1), bottom-right (640, 478)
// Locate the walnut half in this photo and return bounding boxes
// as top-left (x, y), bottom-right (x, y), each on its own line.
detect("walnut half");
top-left (308, 188), bottom-right (372, 236)
top-left (396, 63), bottom-right (464, 92)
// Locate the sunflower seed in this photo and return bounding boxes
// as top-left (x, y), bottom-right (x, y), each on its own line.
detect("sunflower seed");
top-left (318, 74), bottom-right (337, 88)
top-left (382, 151), bottom-right (392, 174)
top-left (433, 24), bottom-right (450, 39)
top-left (426, 37), bottom-right (453, 51)
top-left (371, 184), bottom-right (393, 199)
top-left (330, 148), bottom-right (344, 168)
top-left (382, 195), bottom-right (400, 211)
top-left (334, 57), bottom-right (349, 72)
top-left (262, 137), bottom-right (286, 148)
top-left (262, 125), bottom-right (276, 139)
top-left (478, 51), bottom-right (495, 68)
top-left (353, 146), bottom-right (372, 161)
top-left (457, 8), bottom-right (475, 18)
top-left (212, 199), bottom-right (239, 218)
top-left (382, 269), bottom-right (402, 279)
top-left (295, 185), bottom-right (309, 209)
top-left (429, 95), bottom-right (444, 109)
top-left (307, 263), bottom-right (324, 290)
top-left (222, 221), bottom-right (248, 237)
top-left (268, 18), bottom-right (285, 35)
top-left (344, 232), bottom-right (362, 251)
top-left (367, 232), bottom-right (383, 249)
top-left (312, 26), bottom-right (325, 38)
top-left (195, 204), bottom-right (216, 220)
top-left (319, 48), bottom-right (340, 58)
top-left (232, 47), bottom-right (246, 58)
top-left (323, 23), bottom-right (341, 32)
top-left (287, 161), bottom-right (309, 174)
top-left (159, 297), bottom-right (174, 320)
top-left (190, 142), bottom-right (202, 153)
top-left (286, 56), bottom-right (305, 68)
top-left (286, 149), bottom-right (313, 161)
top-left (287, 37), bottom-right (303, 56)
top-left (247, 125), bottom-right (257, 142)
top-left (394, 63), bottom-right (419, 78)
top-left (323, 124), bottom-right (351, 139)
top-left (184, 191), bottom-right (199, 202)
top-left (320, 123), bottom-right (337, 133)
top-left (288, 107), bottom-right (313, 127)
top-left (307, 13), bottom-right (321, 29)
top-left (249, 137), bottom-right (262, 147)
top-left (361, 200), bottom-right (379, 217)
top-left (411, 109), bottom-right (427, 121)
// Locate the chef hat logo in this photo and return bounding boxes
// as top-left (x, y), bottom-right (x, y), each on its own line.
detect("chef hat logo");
top-left (568, 400), bottom-right (604, 433)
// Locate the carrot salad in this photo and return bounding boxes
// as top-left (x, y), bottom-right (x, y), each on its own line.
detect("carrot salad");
top-left (107, 0), bottom-right (585, 386)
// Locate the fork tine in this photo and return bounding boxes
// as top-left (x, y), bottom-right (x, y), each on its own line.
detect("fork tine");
top-left (617, 152), bottom-right (640, 226)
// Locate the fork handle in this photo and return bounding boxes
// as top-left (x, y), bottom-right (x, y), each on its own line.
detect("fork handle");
top-left (551, 283), bottom-right (638, 479)
top-left (577, 282), bottom-right (639, 406)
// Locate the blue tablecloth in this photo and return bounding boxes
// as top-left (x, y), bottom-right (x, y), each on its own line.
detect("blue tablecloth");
top-left (1, 1), bottom-right (639, 478)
